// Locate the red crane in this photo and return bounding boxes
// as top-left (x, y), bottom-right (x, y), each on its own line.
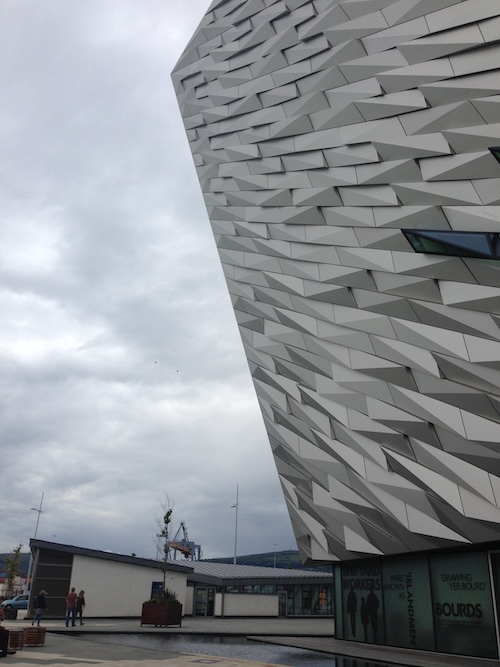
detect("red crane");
top-left (168, 522), bottom-right (192, 558)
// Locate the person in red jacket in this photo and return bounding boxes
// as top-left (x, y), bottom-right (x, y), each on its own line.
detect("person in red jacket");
top-left (65, 587), bottom-right (78, 627)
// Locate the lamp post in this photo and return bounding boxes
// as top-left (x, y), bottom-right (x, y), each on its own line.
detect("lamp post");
top-left (31, 493), bottom-right (44, 541)
top-left (273, 544), bottom-right (277, 568)
top-left (25, 493), bottom-right (44, 594)
top-left (231, 485), bottom-right (239, 565)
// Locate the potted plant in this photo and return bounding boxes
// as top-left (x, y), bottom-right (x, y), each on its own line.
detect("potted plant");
top-left (141, 500), bottom-right (182, 627)
top-left (140, 588), bottom-right (182, 627)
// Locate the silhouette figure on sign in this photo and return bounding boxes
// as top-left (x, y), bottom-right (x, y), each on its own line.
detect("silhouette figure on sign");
top-left (360, 596), bottom-right (369, 642)
top-left (366, 587), bottom-right (379, 643)
top-left (346, 582), bottom-right (357, 637)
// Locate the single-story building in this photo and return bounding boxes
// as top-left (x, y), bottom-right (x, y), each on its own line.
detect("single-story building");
top-left (29, 539), bottom-right (191, 618)
top-left (186, 560), bottom-right (332, 617)
top-left (29, 539), bottom-right (333, 619)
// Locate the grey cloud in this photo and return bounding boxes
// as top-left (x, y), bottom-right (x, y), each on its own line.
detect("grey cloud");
top-left (0, 0), bottom-right (293, 561)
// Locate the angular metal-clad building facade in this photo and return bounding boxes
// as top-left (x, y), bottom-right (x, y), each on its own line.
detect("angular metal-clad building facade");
top-left (173, 1), bottom-right (500, 657)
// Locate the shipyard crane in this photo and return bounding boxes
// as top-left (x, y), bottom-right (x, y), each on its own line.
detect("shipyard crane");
top-left (168, 522), bottom-right (202, 560)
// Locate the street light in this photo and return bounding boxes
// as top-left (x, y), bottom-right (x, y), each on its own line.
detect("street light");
top-left (30, 493), bottom-right (44, 540)
top-left (25, 493), bottom-right (44, 594)
top-left (231, 485), bottom-right (239, 565)
top-left (273, 544), bottom-right (277, 568)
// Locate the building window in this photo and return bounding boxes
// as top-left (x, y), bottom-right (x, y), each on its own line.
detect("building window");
top-left (403, 230), bottom-right (500, 259)
top-left (225, 586), bottom-right (241, 593)
top-left (224, 584), bottom-right (277, 594)
top-left (489, 146), bottom-right (500, 164)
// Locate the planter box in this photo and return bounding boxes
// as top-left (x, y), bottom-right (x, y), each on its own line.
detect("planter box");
top-left (8, 629), bottom-right (24, 651)
top-left (140, 602), bottom-right (182, 627)
top-left (23, 627), bottom-right (46, 647)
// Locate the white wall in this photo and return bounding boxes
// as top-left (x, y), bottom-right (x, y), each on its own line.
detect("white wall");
top-left (184, 586), bottom-right (194, 615)
top-left (217, 593), bottom-right (278, 617)
top-left (70, 556), bottom-right (187, 617)
top-left (0, 576), bottom-right (25, 598)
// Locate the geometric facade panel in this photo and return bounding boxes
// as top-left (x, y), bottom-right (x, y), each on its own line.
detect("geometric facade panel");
top-left (173, 0), bottom-right (500, 564)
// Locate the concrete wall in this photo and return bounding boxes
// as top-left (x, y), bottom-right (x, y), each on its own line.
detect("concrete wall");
top-left (184, 587), bottom-right (194, 616)
top-left (217, 593), bottom-right (278, 617)
top-left (0, 576), bottom-right (25, 599)
top-left (70, 555), bottom-right (187, 617)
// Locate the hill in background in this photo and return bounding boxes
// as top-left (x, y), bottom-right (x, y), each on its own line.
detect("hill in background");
top-left (202, 549), bottom-right (332, 572)
top-left (0, 552), bottom-right (30, 577)
top-left (0, 549), bottom-right (331, 576)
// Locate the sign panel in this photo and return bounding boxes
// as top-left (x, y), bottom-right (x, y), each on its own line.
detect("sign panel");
top-left (341, 560), bottom-right (383, 643)
top-left (430, 552), bottom-right (497, 658)
top-left (382, 557), bottom-right (434, 650)
top-left (150, 581), bottom-right (163, 599)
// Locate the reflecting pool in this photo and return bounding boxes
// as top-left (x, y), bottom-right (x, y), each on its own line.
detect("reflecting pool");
top-left (87, 633), bottom-right (411, 667)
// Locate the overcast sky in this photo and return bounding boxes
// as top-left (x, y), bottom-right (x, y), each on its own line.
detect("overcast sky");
top-left (0, 0), bottom-right (295, 561)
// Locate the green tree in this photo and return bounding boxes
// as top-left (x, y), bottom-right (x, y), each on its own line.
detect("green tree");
top-left (154, 494), bottom-right (174, 598)
top-left (5, 545), bottom-right (22, 597)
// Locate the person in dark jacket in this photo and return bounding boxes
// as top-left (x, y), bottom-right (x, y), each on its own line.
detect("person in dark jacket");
top-left (76, 590), bottom-right (86, 626)
top-left (0, 608), bottom-right (11, 657)
top-left (32, 590), bottom-right (48, 626)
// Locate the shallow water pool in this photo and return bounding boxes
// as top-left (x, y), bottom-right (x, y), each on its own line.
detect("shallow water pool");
top-left (87, 633), bottom-right (410, 667)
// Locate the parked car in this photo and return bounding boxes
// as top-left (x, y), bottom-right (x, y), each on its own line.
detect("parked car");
top-left (0, 594), bottom-right (28, 610)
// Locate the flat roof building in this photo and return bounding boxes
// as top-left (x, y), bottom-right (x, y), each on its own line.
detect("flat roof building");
top-left (172, 0), bottom-right (500, 659)
top-left (29, 540), bottom-right (332, 619)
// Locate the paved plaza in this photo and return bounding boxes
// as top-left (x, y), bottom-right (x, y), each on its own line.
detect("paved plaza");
top-left (3, 617), bottom-right (331, 667)
top-left (2, 616), bottom-right (500, 667)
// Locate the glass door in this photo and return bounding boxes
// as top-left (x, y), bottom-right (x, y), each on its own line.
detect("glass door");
top-left (279, 591), bottom-right (288, 617)
top-left (195, 586), bottom-right (215, 616)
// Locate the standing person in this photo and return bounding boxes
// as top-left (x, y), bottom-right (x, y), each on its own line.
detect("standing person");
top-left (65, 587), bottom-right (78, 627)
top-left (76, 590), bottom-right (86, 625)
top-left (32, 590), bottom-right (48, 626)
